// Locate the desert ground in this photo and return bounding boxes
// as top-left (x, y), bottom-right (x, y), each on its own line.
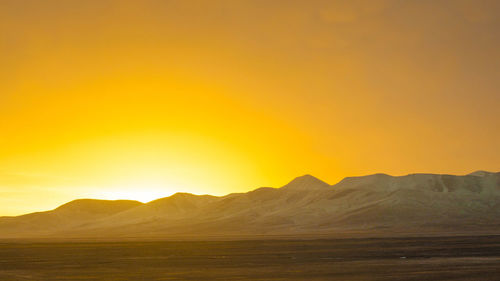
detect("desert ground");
top-left (0, 235), bottom-right (499, 280)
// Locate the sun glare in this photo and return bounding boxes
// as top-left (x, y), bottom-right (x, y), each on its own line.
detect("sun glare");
top-left (95, 186), bottom-right (172, 203)
top-left (95, 187), bottom-right (172, 203)
top-left (90, 176), bottom-right (179, 203)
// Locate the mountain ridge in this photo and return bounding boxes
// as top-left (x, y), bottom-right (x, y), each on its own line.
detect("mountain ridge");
top-left (1, 171), bottom-right (499, 239)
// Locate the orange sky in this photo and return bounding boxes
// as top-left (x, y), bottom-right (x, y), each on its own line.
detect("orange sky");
top-left (1, 0), bottom-right (499, 215)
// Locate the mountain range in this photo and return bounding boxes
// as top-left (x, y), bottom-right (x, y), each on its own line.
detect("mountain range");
top-left (1, 171), bottom-right (499, 239)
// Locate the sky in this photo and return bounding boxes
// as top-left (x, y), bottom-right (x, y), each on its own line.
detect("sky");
top-left (1, 0), bottom-right (499, 215)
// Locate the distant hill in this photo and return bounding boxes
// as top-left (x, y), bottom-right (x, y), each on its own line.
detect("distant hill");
top-left (0, 199), bottom-right (142, 237)
top-left (1, 172), bottom-right (499, 239)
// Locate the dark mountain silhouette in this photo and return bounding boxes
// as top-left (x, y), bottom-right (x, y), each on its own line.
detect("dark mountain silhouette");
top-left (1, 172), bottom-right (499, 239)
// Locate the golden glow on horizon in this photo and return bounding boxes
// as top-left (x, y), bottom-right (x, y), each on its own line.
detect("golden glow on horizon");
top-left (1, 0), bottom-right (500, 215)
top-left (95, 186), bottom-right (172, 203)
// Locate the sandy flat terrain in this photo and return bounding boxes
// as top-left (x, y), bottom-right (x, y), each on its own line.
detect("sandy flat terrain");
top-left (0, 235), bottom-right (499, 280)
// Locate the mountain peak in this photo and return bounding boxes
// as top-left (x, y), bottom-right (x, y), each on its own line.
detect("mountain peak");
top-left (468, 170), bottom-right (494, 177)
top-left (54, 199), bottom-right (143, 214)
top-left (56, 199), bottom-right (141, 209)
top-left (281, 174), bottom-right (330, 190)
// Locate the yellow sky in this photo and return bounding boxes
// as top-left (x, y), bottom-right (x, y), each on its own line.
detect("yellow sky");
top-left (1, 0), bottom-right (499, 215)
